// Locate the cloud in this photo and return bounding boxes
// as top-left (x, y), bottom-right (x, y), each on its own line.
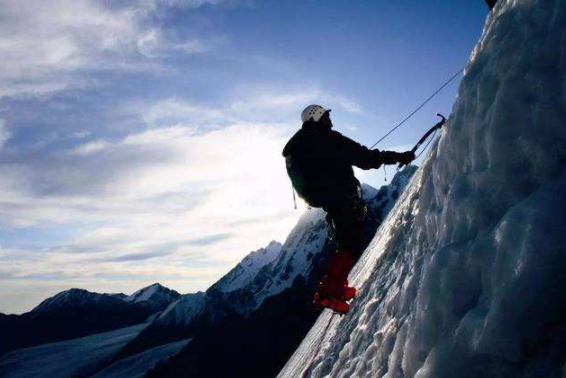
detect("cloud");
top-left (136, 29), bottom-right (209, 58)
top-left (94, 233), bottom-right (231, 262)
top-left (0, 0), bottom-right (230, 98)
top-left (115, 89), bottom-right (364, 139)
top-left (128, 98), bottom-right (237, 128)
top-left (228, 89), bottom-right (365, 122)
top-left (184, 233), bottom-right (232, 246)
top-left (0, 120), bottom-right (9, 149)
top-left (0, 0), bottom-right (375, 314)
top-left (104, 251), bottom-right (173, 262)
top-left (0, 85), bottom-right (365, 313)
top-left (0, 96), bottom-right (304, 313)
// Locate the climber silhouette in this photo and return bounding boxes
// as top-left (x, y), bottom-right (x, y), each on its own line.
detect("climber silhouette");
top-left (282, 105), bottom-right (415, 313)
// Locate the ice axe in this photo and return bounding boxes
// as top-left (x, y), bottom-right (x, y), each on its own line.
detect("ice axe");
top-left (398, 113), bottom-right (446, 169)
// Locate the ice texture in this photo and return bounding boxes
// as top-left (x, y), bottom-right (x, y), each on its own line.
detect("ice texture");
top-left (279, 0), bottom-right (566, 377)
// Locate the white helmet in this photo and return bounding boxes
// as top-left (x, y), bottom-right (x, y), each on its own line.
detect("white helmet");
top-left (301, 104), bottom-right (330, 123)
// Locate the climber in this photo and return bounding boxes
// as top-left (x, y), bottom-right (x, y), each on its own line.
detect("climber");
top-left (282, 105), bottom-right (415, 314)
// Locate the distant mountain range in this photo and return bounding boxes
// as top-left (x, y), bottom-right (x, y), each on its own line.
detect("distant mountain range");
top-left (0, 168), bottom-right (415, 378)
top-left (145, 170), bottom-right (416, 378)
top-left (0, 284), bottom-right (180, 357)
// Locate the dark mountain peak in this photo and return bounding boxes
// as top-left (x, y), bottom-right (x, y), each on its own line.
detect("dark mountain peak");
top-left (212, 241), bottom-right (282, 295)
top-left (31, 288), bottom-right (116, 314)
top-left (125, 283), bottom-right (181, 309)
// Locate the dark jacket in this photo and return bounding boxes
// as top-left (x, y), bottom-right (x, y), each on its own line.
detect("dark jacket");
top-left (282, 121), bottom-right (402, 208)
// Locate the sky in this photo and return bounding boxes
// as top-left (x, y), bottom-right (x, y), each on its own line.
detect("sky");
top-left (0, 0), bottom-right (489, 314)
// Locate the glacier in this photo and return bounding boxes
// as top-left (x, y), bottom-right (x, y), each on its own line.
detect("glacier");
top-left (0, 323), bottom-right (189, 378)
top-left (0, 324), bottom-right (148, 378)
top-left (279, 0), bottom-right (566, 377)
top-left (90, 339), bottom-right (190, 378)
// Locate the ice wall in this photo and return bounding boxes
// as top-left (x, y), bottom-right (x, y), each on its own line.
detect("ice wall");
top-left (278, 0), bottom-right (566, 377)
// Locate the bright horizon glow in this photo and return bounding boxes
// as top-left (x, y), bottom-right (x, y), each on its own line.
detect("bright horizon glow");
top-left (0, 0), bottom-right (488, 314)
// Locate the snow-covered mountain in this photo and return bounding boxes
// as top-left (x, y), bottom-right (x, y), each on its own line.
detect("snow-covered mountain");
top-left (124, 283), bottom-right (181, 311)
top-left (0, 167), bottom-right (415, 377)
top-left (144, 171), bottom-right (416, 378)
top-left (0, 284), bottom-right (178, 357)
top-left (279, 1), bottom-right (566, 377)
top-left (0, 167), bottom-right (416, 378)
top-left (149, 241), bottom-right (287, 329)
top-left (153, 292), bottom-right (206, 328)
top-left (113, 239), bottom-right (290, 360)
top-left (32, 289), bottom-right (128, 314)
top-left (213, 240), bottom-right (283, 293)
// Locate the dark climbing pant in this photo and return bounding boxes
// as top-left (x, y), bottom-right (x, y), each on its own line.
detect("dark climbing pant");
top-left (322, 186), bottom-right (368, 258)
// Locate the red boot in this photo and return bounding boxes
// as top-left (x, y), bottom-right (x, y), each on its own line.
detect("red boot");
top-left (313, 295), bottom-right (350, 314)
top-left (313, 249), bottom-right (357, 313)
top-left (342, 287), bottom-right (357, 301)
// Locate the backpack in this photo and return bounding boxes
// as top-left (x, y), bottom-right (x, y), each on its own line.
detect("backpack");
top-left (285, 154), bottom-right (326, 208)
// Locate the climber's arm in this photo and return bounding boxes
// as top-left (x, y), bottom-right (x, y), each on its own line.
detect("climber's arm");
top-left (331, 131), bottom-right (414, 169)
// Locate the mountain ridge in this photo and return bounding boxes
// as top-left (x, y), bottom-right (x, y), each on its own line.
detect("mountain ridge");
top-left (0, 283), bottom-right (179, 357)
top-left (145, 170), bottom-right (417, 378)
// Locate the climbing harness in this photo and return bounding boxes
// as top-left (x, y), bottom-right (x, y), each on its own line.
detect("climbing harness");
top-left (369, 66), bottom-right (463, 149)
top-left (398, 113), bottom-right (446, 169)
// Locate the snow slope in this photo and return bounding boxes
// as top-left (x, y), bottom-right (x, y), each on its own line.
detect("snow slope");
top-left (0, 324), bottom-right (147, 378)
top-left (91, 339), bottom-right (190, 378)
top-left (144, 171), bottom-right (417, 378)
top-left (279, 1), bottom-right (566, 377)
top-left (213, 240), bottom-right (283, 293)
top-left (150, 241), bottom-right (285, 330)
top-left (154, 292), bottom-right (206, 327)
top-left (149, 176), bottom-right (414, 336)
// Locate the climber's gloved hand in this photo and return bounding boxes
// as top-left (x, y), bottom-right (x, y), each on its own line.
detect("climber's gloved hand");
top-left (397, 151), bottom-right (415, 166)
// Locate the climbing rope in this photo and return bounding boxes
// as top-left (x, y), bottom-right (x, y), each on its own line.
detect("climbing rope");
top-left (289, 66), bottom-right (463, 208)
top-left (369, 66), bottom-right (464, 149)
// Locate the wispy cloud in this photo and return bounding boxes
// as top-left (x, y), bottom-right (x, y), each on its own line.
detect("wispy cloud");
top-left (0, 0), bottom-right (230, 98)
top-left (0, 0), bottom-right (368, 314)
top-left (228, 88), bottom-right (365, 121)
top-left (0, 94), bottom-right (307, 314)
top-left (0, 89), bottom-right (361, 281)
top-left (136, 29), bottom-right (209, 58)
top-left (0, 120), bottom-right (9, 149)
top-left (104, 251), bottom-right (173, 262)
top-left (185, 233), bottom-right (232, 246)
